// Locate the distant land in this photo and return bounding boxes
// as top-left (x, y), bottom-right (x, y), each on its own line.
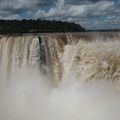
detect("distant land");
top-left (86, 29), bottom-right (120, 32)
top-left (0, 19), bottom-right (85, 34)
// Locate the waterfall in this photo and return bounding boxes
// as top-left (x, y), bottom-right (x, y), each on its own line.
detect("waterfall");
top-left (0, 32), bottom-right (120, 85)
top-left (0, 35), bottom-right (46, 80)
top-left (0, 33), bottom-right (120, 120)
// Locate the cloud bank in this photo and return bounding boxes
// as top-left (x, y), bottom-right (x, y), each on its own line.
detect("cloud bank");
top-left (0, 0), bottom-right (120, 29)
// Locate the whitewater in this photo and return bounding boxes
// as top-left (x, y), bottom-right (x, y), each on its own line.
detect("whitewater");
top-left (0, 32), bottom-right (120, 120)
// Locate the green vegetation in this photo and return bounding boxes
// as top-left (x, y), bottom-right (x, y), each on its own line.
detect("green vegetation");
top-left (0, 19), bottom-right (85, 34)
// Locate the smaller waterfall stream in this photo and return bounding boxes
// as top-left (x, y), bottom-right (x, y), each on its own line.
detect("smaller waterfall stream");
top-left (0, 36), bottom-right (43, 79)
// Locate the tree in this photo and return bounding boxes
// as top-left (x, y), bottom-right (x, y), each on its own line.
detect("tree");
top-left (0, 19), bottom-right (85, 34)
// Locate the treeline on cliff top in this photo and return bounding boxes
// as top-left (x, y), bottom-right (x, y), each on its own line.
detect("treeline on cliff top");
top-left (0, 19), bottom-right (85, 34)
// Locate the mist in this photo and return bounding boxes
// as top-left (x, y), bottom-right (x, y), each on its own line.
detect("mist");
top-left (0, 68), bottom-right (120, 120)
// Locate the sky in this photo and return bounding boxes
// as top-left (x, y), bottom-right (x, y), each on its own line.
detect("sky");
top-left (0, 0), bottom-right (120, 29)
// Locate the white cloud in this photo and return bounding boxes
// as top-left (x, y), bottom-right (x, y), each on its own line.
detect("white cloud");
top-left (33, 0), bottom-right (120, 29)
top-left (35, 0), bottom-right (116, 18)
top-left (0, 14), bottom-right (21, 20)
top-left (0, 0), bottom-right (54, 19)
top-left (0, 0), bottom-right (120, 29)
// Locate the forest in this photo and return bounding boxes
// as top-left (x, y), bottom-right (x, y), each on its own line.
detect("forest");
top-left (0, 19), bottom-right (85, 34)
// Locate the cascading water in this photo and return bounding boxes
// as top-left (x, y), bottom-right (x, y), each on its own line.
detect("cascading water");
top-left (0, 36), bottom-right (44, 79)
top-left (0, 33), bottom-right (120, 83)
top-left (0, 32), bottom-right (120, 120)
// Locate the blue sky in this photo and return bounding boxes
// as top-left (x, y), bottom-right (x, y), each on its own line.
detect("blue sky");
top-left (0, 0), bottom-right (120, 30)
